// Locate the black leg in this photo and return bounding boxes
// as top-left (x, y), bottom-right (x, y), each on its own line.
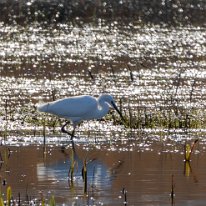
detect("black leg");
top-left (70, 127), bottom-right (76, 141)
top-left (61, 121), bottom-right (76, 140)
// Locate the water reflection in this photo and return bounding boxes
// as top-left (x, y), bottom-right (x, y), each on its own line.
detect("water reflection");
top-left (0, 142), bottom-right (205, 205)
top-left (36, 155), bottom-right (112, 189)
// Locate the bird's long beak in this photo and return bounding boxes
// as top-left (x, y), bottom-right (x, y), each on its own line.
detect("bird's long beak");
top-left (111, 101), bottom-right (125, 122)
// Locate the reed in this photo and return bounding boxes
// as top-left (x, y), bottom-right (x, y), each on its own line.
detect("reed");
top-left (126, 64), bottom-right (134, 82)
top-left (0, 197), bottom-right (3, 206)
top-left (114, 107), bottom-right (206, 130)
top-left (43, 119), bottom-right (46, 145)
top-left (81, 158), bottom-right (96, 195)
top-left (18, 192), bottom-right (21, 205)
top-left (41, 193), bottom-right (45, 206)
top-left (49, 195), bottom-right (56, 206)
top-left (3, 97), bottom-right (204, 137)
top-left (122, 188), bottom-right (127, 206)
top-left (184, 139), bottom-right (199, 162)
top-left (0, 185), bottom-right (57, 205)
top-left (69, 150), bottom-right (77, 188)
top-left (82, 159), bottom-right (88, 195)
top-left (170, 174), bottom-right (175, 205)
top-left (87, 68), bottom-right (95, 80)
top-left (0, 184), bottom-right (3, 206)
top-left (7, 186), bottom-right (12, 206)
top-left (184, 161), bottom-right (191, 177)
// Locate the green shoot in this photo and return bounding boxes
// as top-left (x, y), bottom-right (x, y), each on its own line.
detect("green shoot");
top-left (0, 197), bottom-right (3, 206)
top-left (7, 186), bottom-right (12, 206)
top-left (49, 195), bottom-right (56, 206)
top-left (184, 139), bottom-right (199, 161)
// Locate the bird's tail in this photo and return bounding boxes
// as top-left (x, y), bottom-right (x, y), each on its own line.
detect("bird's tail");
top-left (37, 103), bottom-right (49, 112)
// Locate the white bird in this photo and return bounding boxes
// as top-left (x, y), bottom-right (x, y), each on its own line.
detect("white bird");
top-left (37, 94), bottom-right (124, 140)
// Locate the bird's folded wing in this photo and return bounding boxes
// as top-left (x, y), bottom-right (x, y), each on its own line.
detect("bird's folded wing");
top-left (47, 95), bottom-right (97, 118)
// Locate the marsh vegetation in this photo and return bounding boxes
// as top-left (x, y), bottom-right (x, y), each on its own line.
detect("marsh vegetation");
top-left (0, 0), bottom-right (205, 205)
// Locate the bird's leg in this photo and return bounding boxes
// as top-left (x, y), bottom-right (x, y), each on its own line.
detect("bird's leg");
top-left (61, 121), bottom-right (69, 134)
top-left (61, 121), bottom-right (74, 139)
top-left (70, 127), bottom-right (76, 141)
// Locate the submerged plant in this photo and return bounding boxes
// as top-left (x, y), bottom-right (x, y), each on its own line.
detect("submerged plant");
top-left (82, 159), bottom-right (87, 195)
top-left (81, 157), bottom-right (96, 195)
top-left (184, 161), bottom-right (192, 177)
top-left (69, 150), bottom-right (77, 189)
top-left (184, 139), bottom-right (199, 161)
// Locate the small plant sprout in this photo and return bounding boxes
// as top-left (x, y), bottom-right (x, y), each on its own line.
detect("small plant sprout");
top-left (184, 139), bottom-right (199, 162)
top-left (0, 197), bottom-right (3, 206)
top-left (126, 64), bottom-right (134, 82)
top-left (81, 157), bottom-right (96, 195)
top-left (87, 67), bottom-right (94, 80)
top-left (43, 119), bottom-right (46, 145)
top-left (49, 195), bottom-right (56, 206)
top-left (0, 185), bottom-right (4, 206)
top-left (170, 174), bottom-right (175, 204)
top-left (40, 192), bottom-right (45, 206)
top-left (184, 160), bottom-right (192, 177)
top-left (122, 187), bottom-right (127, 205)
top-left (7, 186), bottom-right (12, 206)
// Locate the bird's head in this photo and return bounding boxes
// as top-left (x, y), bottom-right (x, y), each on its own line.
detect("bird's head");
top-left (99, 94), bottom-right (125, 122)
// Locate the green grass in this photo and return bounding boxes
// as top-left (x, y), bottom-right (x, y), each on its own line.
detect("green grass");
top-left (0, 103), bottom-right (205, 138)
top-left (0, 186), bottom-right (56, 206)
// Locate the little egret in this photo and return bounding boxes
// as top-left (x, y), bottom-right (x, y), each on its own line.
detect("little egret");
top-left (37, 94), bottom-right (124, 140)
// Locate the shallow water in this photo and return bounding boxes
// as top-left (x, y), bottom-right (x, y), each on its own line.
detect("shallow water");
top-left (0, 142), bottom-right (206, 206)
top-left (0, 20), bottom-right (206, 205)
top-left (0, 22), bottom-right (205, 137)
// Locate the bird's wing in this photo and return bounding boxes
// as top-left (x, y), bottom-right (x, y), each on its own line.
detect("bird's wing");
top-left (47, 95), bottom-right (97, 118)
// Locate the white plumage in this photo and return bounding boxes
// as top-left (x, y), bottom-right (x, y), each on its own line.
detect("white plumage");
top-left (37, 94), bottom-right (123, 140)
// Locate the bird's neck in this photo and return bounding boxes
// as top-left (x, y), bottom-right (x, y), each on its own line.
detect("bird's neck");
top-left (95, 101), bottom-right (110, 119)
